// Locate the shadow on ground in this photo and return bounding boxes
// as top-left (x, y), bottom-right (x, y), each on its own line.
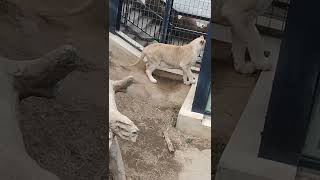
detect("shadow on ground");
top-left (212, 43), bottom-right (259, 177)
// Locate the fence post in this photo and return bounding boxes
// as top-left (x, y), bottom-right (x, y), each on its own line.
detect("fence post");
top-left (192, 24), bottom-right (212, 114)
top-left (160, 0), bottom-right (173, 43)
top-left (115, 0), bottom-right (123, 31)
top-left (258, 0), bottom-right (320, 165)
top-left (123, 0), bottom-right (129, 26)
top-left (109, 0), bottom-right (121, 32)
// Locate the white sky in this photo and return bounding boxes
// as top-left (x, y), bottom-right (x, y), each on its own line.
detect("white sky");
top-left (140, 0), bottom-right (211, 18)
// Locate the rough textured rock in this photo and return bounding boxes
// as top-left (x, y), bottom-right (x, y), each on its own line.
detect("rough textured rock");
top-left (0, 45), bottom-right (80, 179)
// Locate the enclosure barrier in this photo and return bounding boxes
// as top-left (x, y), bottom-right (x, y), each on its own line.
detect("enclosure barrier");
top-left (116, 0), bottom-right (210, 46)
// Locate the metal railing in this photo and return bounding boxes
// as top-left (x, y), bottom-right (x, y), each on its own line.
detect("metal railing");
top-left (256, 0), bottom-right (290, 37)
top-left (116, 0), bottom-right (211, 46)
top-left (211, 0), bottom-right (290, 38)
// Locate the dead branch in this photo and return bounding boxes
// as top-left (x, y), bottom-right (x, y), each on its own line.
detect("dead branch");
top-left (109, 76), bottom-right (139, 142)
top-left (109, 76), bottom-right (139, 180)
top-left (109, 136), bottom-right (126, 180)
top-left (163, 130), bottom-right (175, 153)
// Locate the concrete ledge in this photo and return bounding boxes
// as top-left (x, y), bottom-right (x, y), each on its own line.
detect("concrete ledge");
top-left (109, 32), bottom-right (141, 58)
top-left (116, 31), bottom-right (144, 51)
top-left (215, 37), bottom-right (297, 180)
top-left (176, 80), bottom-right (211, 140)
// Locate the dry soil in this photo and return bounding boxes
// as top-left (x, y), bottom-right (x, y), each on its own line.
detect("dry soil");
top-left (109, 41), bottom-right (211, 180)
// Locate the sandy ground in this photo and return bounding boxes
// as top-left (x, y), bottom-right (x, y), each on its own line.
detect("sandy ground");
top-left (212, 41), bottom-right (259, 177)
top-left (174, 148), bottom-right (211, 180)
top-left (109, 42), bottom-right (211, 180)
top-left (213, 59), bottom-right (259, 141)
top-left (0, 0), bottom-right (108, 179)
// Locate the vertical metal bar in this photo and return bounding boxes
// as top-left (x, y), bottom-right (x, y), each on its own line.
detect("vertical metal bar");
top-left (152, 1), bottom-right (157, 37)
top-left (137, 2), bottom-right (141, 28)
top-left (258, 0), bottom-right (320, 165)
top-left (124, 0), bottom-right (129, 26)
top-left (115, 0), bottom-right (123, 31)
top-left (132, 1), bottom-right (137, 24)
top-left (109, 0), bottom-right (120, 32)
top-left (160, 0), bottom-right (173, 43)
top-left (168, 1), bottom-right (174, 43)
top-left (127, 0), bottom-right (133, 24)
top-left (192, 24), bottom-right (212, 114)
top-left (282, 1), bottom-right (289, 32)
top-left (141, 7), bottom-right (144, 30)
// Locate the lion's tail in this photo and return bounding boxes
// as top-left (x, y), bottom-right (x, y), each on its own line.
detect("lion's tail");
top-left (124, 52), bottom-right (146, 67)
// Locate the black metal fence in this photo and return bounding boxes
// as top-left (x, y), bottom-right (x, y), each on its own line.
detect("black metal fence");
top-left (192, 24), bottom-right (212, 114)
top-left (211, 0), bottom-right (290, 38)
top-left (259, 0), bottom-right (320, 166)
top-left (116, 0), bottom-right (211, 46)
top-left (255, 0), bottom-right (290, 37)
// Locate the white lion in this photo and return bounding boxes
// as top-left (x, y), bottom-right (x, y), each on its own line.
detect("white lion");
top-left (214, 0), bottom-right (274, 74)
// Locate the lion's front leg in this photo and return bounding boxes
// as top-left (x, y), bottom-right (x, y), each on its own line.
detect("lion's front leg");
top-left (224, 6), bottom-right (272, 72)
top-left (245, 18), bottom-right (272, 71)
top-left (182, 71), bottom-right (191, 85)
top-left (188, 67), bottom-right (196, 84)
top-left (231, 29), bottom-right (257, 74)
top-left (181, 66), bottom-right (195, 85)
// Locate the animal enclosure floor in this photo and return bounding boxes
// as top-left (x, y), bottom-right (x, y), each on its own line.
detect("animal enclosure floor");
top-left (109, 43), bottom-right (211, 180)
top-left (212, 58), bottom-right (259, 176)
top-left (213, 59), bottom-right (259, 141)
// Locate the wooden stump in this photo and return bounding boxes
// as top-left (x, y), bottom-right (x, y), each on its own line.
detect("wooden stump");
top-left (109, 76), bottom-right (139, 180)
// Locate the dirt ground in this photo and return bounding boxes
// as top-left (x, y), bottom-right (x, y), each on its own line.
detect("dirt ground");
top-left (212, 41), bottom-right (259, 177)
top-left (109, 42), bottom-right (211, 180)
top-left (0, 0), bottom-right (108, 179)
